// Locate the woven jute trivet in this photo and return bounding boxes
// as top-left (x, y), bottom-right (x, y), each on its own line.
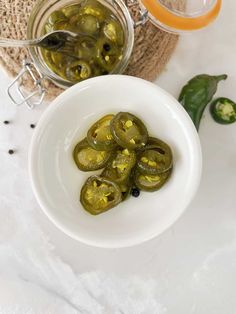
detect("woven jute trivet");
top-left (0, 0), bottom-right (180, 99)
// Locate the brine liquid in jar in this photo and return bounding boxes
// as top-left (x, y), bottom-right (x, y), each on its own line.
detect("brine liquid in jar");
top-left (41, 0), bottom-right (125, 83)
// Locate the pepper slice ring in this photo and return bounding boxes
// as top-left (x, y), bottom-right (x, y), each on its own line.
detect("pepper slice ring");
top-left (110, 112), bottom-right (148, 150)
top-left (134, 168), bottom-right (172, 192)
top-left (101, 148), bottom-right (136, 185)
top-left (80, 175), bottom-right (122, 215)
top-left (137, 136), bottom-right (173, 174)
top-left (73, 138), bottom-right (112, 171)
top-left (87, 114), bottom-right (117, 151)
top-left (210, 97), bottom-right (236, 124)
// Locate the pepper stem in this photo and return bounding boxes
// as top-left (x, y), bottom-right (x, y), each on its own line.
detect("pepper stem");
top-left (215, 74), bottom-right (228, 82)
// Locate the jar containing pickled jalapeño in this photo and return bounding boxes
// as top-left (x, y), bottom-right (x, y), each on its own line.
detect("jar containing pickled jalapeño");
top-left (8, 0), bottom-right (221, 108)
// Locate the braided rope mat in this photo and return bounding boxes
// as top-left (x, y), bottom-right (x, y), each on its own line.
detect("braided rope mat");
top-left (0, 0), bottom-right (179, 99)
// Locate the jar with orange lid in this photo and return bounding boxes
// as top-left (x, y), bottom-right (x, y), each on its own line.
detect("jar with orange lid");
top-left (8, 0), bottom-right (221, 108)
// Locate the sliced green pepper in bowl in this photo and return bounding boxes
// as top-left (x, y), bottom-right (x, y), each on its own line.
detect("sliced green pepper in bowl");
top-left (101, 148), bottom-right (136, 185)
top-left (110, 112), bottom-right (148, 150)
top-left (80, 175), bottom-right (122, 215)
top-left (134, 169), bottom-right (172, 192)
top-left (87, 114), bottom-right (117, 151)
top-left (72, 111), bottom-right (173, 214)
top-left (73, 138), bottom-right (111, 171)
top-left (137, 137), bottom-right (173, 175)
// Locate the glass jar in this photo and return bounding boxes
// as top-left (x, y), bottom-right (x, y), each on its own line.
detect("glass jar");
top-left (8, 0), bottom-right (221, 108)
top-left (27, 0), bottom-right (134, 89)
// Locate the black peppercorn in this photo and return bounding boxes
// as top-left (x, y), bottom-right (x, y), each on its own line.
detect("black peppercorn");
top-left (131, 188), bottom-right (140, 198)
top-left (30, 124), bottom-right (36, 129)
top-left (4, 120), bottom-right (10, 124)
top-left (103, 43), bottom-right (111, 52)
top-left (8, 149), bottom-right (14, 155)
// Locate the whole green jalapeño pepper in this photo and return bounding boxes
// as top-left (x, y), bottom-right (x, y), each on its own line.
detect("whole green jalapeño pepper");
top-left (80, 175), bottom-right (122, 215)
top-left (178, 74), bottom-right (227, 130)
top-left (210, 97), bottom-right (236, 124)
top-left (73, 138), bottom-right (111, 171)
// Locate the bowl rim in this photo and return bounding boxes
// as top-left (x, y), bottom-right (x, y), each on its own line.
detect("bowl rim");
top-left (29, 74), bottom-right (202, 248)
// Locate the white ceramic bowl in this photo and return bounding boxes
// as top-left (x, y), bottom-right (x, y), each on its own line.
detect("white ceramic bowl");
top-left (29, 75), bottom-right (202, 248)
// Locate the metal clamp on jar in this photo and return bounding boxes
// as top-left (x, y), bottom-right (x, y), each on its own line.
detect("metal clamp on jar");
top-left (5, 0), bottom-right (221, 108)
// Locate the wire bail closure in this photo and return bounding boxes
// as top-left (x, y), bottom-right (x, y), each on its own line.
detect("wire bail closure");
top-left (134, 8), bottom-right (148, 27)
top-left (7, 59), bottom-right (46, 109)
top-left (7, 0), bottom-right (148, 109)
top-left (124, 0), bottom-right (148, 27)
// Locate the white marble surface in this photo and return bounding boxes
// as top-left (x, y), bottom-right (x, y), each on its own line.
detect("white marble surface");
top-left (0, 0), bottom-right (236, 313)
